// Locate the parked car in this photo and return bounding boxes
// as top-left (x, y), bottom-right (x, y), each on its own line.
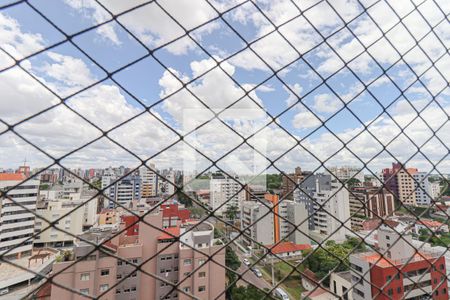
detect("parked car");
top-left (242, 258), bottom-right (250, 266)
top-left (252, 268), bottom-right (262, 278)
top-left (274, 288), bottom-right (290, 300)
top-left (0, 288), bottom-right (9, 295)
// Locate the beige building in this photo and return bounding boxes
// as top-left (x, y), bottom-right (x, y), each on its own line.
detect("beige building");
top-left (50, 209), bottom-right (225, 300)
top-left (34, 200), bottom-right (85, 248)
top-left (140, 163), bottom-right (158, 198)
top-left (349, 187), bottom-right (395, 231)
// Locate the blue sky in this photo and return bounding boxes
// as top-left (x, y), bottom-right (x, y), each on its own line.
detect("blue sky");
top-left (0, 0), bottom-right (449, 176)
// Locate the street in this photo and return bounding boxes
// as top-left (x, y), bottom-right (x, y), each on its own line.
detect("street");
top-left (231, 244), bottom-right (273, 291)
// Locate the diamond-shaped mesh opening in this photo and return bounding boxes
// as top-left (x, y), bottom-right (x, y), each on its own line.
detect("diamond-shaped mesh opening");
top-left (0, 1), bottom-right (449, 300)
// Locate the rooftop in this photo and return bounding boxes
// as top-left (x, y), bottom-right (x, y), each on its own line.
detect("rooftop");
top-left (158, 226), bottom-right (180, 240)
top-left (0, 173), bottom-right (25, 181)
top-left (0, 249), bottom-right (58, 290)
top-left (267, 241), bottom-right (311, 255)
top-left (417, 219), bottom-right (445, 227)
top-left (354, 250), bottom-right (441, 268)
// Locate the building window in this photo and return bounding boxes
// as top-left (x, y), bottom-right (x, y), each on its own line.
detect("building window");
top-left (440, 264), bottom-right (445, 270)
top-left (117, 260), bottom-right (123, 266)
top-left (183, 259), bottom-right (192, 266)
top-left (116, 289), bottom-right (121, 294)
top-left (131, 286), bottom-right (137, 292)
top-left (388, 289), bottom-right (393, 296)
top-left (182, 287), bottom-right (191, 292)
top-left (198, 258), bottom-right (206, 265)
top-left (80, 273), bottom-right (90, 281)
top-left (443, 289), bottom-right (447, 295)
top-left (198, 286), bottom-right (206, 292)
top-left (117, 274), bottom-right (122, 280)
top-left (387, 275), bottom-right (392, 281)
top-left (199, 272), bottom-right (206, 278)
top-left (100, 269), bottom-right (110, 276)
top-left (100, 284), bottom-right (109, 292)
top-left (397, 287), bottom-right (402, 293)
top-left (80, 288), bottom-right (89, 295)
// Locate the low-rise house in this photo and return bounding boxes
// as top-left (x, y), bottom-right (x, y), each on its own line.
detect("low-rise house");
top-left (415, 219), bottom-right (449, 234)
top-left (265, 241), bottom-right (311, 262)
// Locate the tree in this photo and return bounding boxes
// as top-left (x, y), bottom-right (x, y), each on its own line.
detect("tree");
top-left (225, 205), bottom-right (239, 221)
top-left (303, 238), bottom-right (366, 285)
top-left (229, 285), bottom-right (266, 300)
top-left (346, 178), bottom-right (361, 187)
top-left (225, 246), bottom-right (241, 288)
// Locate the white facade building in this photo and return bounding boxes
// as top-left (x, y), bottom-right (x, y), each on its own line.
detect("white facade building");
top-left (413, 172), bottom-right (432, 206)
top-left (430, 181), bottom-right (441, 200)
top-left (241, 201), bottom-right (274, 247)
top-left (279, 200), bottom-right (310, 245)
top-left (0, 174), bottom-right (39, 259)
top-left (209, 174), bottom-right (245, 216)
top-left (312, 181), bottom-right (351, 242)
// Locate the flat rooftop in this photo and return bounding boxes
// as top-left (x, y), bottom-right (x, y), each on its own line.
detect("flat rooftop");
top-left (0, 249), bottom-right (58, 290)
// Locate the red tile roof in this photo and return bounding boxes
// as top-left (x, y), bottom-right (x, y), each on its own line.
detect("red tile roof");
top-left (158, 226), bottom-right (180, 240)
top-left (417, 220), bottom-right (444, 228)
top-left (0, 173), bottom-right (25, 181)
top-left (268, 241), bottom-right (311, 255)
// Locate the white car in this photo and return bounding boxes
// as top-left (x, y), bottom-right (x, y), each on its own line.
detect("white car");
top-left (252, 268), bottom-right (262, 278)
top-left (274, 288), bottom-right (289, 300)
top-left (242, 258), bottom-right (250, 266)
top-left (0, 288), bottom-right (9, 296)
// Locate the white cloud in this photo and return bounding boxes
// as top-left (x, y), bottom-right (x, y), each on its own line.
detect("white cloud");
top-left (313, 94), bottom-right (343, 113)
top-left (292, 110), bottom-right (322, 129)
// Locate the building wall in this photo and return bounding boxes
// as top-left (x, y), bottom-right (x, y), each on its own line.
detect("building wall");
top-left (0, 176), bottom-right (39, 259)
top-left (34, 201), bottom-right (84, 247)
top-left (414, 172), bottom-right (432, 206)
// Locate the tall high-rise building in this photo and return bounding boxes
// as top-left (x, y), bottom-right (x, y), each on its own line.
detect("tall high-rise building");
top-left (0, 173), bottom-right (39, 259)
top-left (311, 181), bottom-right (351, 241)
top-left (413, 172), bottom-right (432, 206)
top-left (50, 209), bottom-right (226, 300)
top-left (349, 187), bottom-right (395, 230)
top-left (281, 166), bottom-right (310, 199)
top-left (294, 174), bottom-right (350, 241)
top-left (107, 175), bottom-right (141, 208)
top-left (209, 173), bottom-right (245, 216)
top-left (140, 164), bottom-right (158, 198)
top-left (382, 163), bottom-right (418, 206)
top-left (240, 195), bottom-right (309, 247)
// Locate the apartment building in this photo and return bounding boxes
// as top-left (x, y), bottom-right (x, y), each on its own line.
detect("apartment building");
top-left (280, 166), bottom-right (310, 199)
top-left (294, 173), bottom-right (332, 230)
top-left (209, 173), bottom-right (245, 216)
top-left (241, 200), bottom-right (274, 247)
top-left (430, 182), bottom-right (441, 200)
top-left (240, 195), bottom-right (309, 247)
top-left (382, 163), bottom-right (418, 206)
top-left (34, 200), bottom-right (84, 248)
top-left (106, 175), bottom-right (141, 208)
top-left (158, 170), bottom-right (176, 195)
top-left (349, 187), bottom-right (395, 230)
top-left (328, 166), bottom-right (365, 183)
top-left (350, 225), bottom-right (448, 300)
top-left (140, 164), bottom-right (158, 197)
top-left (312, 181), bottom-right (351, 241)
top-left (50, 209), bottom-right (225, 300)
top-left (0, 173), bottom-right (39, 259)
top-left (413, 172), bottom-right (432, 206)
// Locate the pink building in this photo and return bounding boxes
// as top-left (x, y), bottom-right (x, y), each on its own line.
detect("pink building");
top-left (50, 209), bottom-right (225, 300)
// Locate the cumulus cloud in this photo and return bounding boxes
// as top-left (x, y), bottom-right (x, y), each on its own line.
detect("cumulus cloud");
top-left (0, 1), bottom-right (449, 176)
